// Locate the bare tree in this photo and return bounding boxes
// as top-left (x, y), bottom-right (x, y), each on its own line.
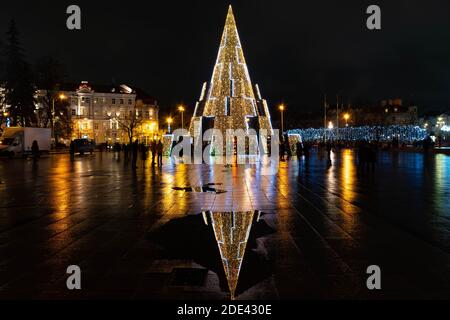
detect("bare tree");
top-left (115, 107), bottom-right (144, 144)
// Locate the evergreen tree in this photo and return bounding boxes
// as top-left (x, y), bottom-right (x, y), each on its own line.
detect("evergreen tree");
top-left (4, 20), bottom-right (36, 127)
top-left (35, 56), bottom-right (67, 129)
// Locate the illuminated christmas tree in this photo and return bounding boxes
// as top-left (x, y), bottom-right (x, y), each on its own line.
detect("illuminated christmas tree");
top-left (190, 5), bottom-right (273, 154)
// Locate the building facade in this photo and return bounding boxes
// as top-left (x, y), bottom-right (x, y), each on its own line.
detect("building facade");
top-left (36, 81), bottom-right (159, 145)
top-left (327, 99), bottom-right (419, 128)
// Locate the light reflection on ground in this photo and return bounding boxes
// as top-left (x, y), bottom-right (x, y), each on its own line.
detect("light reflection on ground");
top-left (0, 150), bottom-right (449, 299)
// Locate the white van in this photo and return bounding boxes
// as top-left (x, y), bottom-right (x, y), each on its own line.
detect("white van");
top-left (0, 127), bottom-right (51, 158)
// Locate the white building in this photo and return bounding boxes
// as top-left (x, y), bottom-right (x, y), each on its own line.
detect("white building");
top-left (37, 81), bottom-right (159, 144)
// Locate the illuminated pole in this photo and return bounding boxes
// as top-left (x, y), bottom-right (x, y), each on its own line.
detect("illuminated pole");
top-left (278, 104), bottom-right (285, 134)
top-left (178, 105), bottom-right (185, 130)
top-left (51, 93), bottom-right (66, 142)
top-left (344, 113), bottom-right (350, 127)
top-left (166, 117), bottom-right (173, 134)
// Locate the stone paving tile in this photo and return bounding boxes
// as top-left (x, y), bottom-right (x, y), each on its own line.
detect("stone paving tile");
top-left (0, 151), bottom-right (449, 299)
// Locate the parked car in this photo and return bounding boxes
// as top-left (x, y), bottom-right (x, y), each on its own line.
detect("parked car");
top-left (55, 142), bottom-right (68, 150)
top-left (73, 139), bottom-right (95, 155)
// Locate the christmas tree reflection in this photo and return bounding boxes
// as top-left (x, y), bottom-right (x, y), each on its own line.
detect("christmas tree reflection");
top-left (204, 211), bottom-right (263, 299)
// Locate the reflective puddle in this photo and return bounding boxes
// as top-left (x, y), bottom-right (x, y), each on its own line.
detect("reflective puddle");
top-left (148, 210), bottom-right (275, 299)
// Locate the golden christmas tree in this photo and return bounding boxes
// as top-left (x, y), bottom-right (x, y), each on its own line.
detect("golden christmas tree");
top-left (190, 5), bottom-right (273, 154)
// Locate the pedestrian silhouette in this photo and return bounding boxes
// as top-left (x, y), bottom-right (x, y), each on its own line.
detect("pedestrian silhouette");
top-left (157, 140), bottom-right (163, 167)
top-left (132, 139), bottom-right (139, 169)
top-left (303, 142), bottom-right (311, 166)
top-left (31, 140), bottom-right (40, 162)
top-left (326, 142), bottom-right (333, 167)
top-left (296, 141), bottom-right (303, 164)
top-left (123, 143), bottom-right (129, 163)
top-left (279, 138), bottom-right (286, 162)
top-left (69, 140), bottom-right (75, 162)
top-left (151, 140), bottom-right (157, 166)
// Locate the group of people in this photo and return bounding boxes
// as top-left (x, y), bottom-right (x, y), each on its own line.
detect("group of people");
top-left (69, 139), bottom-right (165, 169)
top-left (356, 141), bottom-right (378, 171)
top-left (295, 141), bottom-right (312, 163)
top-left (116, 140), bottom-right (164, 169)
top-left (279, 137), bottom-right (380, 171)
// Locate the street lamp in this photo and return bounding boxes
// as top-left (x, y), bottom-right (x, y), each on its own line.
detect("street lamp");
top-left (278, 104), bottom-right (285, 133)
top-left (178, 105), bottom-right (185, 130)
top-left (52, 93), bottom-right (67, 141)
top-left (166, 117), bottom-right (173, 134)
top-left (344, 113), bottom-right (350, 127)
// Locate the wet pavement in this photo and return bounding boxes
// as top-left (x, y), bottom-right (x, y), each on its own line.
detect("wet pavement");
top-left (0, 150), bottom-right (449, 300)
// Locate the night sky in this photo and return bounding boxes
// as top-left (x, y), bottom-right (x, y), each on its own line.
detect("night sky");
top-left (2, 0), bottom-right (450, 120)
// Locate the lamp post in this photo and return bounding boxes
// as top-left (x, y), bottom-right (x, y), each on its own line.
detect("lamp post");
top-left (344, 113), bottom-right (350, 127)
top-left (52, 93), bottom-right (66, 142)
top-left (178, 105), bottom-right (185, 130)
top-left (278, 104), bottom-right (285, 134)
top-left (166, 117), bottom-right (173, 134)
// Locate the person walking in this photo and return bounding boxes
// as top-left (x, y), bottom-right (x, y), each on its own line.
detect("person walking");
top-left (132, 139), bottom-right (139, 169)
top-left (326, 142), bottom-right (333, 167)
top-left (303, 142), bottom-right (311, 166)
top-left (157, 140), bottom-right (163, 167)
top-left (140, 142), bottom-right (148, 167)
top-left (285, 134), bottom-right (292, 160)
top-left (69, 140), bottom-right (75, 162)
top-left (279, 138), bottom-right (286, 162)
top-left (123, 143), bottom-right (129, 163)
top-left (296, 141), bottom-right (303, 164)
top-left (31, 140), bottom-right (40, 162)
top-left (150, 140), bottom-right (157, 166)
